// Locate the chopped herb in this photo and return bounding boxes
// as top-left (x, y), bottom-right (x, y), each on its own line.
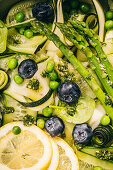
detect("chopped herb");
top-left (0, 106), bottom-right (14, 114)
top-left (96, 150), bottom-right (113, 160)
top-left (26, 79), bottom-right (39, 90)
top-left (23, 114), bottom-right (34, 126)
top-left (66, 106), bottom-right (76, 116)
top-left (41, 71), bottom-right (49, 78)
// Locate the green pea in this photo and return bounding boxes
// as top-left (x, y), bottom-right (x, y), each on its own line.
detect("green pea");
top-left (105, 20), bottom-right (113, 30)
top-left (12, 126), bottom-right (21, 135)
top-left (49, 70), bottom-right (58, 80)
top-left (70, 9), bottom-right (77, 15)
top-left (15, 12), bottom-right (25, 22)
top-left (19, 27), bottom-right (25, 35)
top-left (37, 118), bottom-right (45, 129)
top-left (80, 3), bottom-right (90, 14)
top-left (46, 60), bottom-right (55, 73)
top-left (24, 29), bottom-right (33, 39)
top-left (14, 74), bottom-right (24, 84)
top-left (100, 115), bottom-right (110, 126)
top-left (93, 166), bottom-right (102, 170)
top-left (42, 106), bottom-right (53, 117)
top-left (7, 58), bottom-right (18, 70)
top-left (105, 11), bottom-right (113, 20)
top-left (49, 81), bottom-right (59, 90)
top-left (70, 0), bottom-right (79, 9)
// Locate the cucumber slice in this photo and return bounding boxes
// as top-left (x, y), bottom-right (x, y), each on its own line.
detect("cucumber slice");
top-left (52, 96), bottom-right (95, 124)
top-left (7, 28), bottom-right (47, 54)
top-left (2, 94), bottom-right (37, 125)
top-left (6, 0), bottom-right (40, 28)
top-left (78, 150), bottom-right (113, 170)
top-left (80, 146), bottom-right (113, 157)
top-left (0, 20), bottom-right (8, 53)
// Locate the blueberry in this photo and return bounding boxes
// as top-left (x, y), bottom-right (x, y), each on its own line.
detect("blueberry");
top-left (72, 123), bottom-right (93, 145)
top-left (45, 116), bottom-right (65, 136)
top-left (32, 2), bottom-right (54, 22)
top-left (57, 81), bottom-right (81, 104)
top-left (18, 59), bottom-right (38, 79)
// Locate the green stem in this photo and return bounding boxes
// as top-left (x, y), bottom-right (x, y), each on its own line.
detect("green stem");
top-left (31, 21), bottom-right (113, 124)
top-left (70, 19), bottom-right (113, 84)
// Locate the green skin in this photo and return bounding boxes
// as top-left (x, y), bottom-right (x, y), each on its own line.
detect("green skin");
top-left (56, 23), bottom-right (113, 100)
top-left (69, 19), bottom-right (113, 84)
top-left (31, 21), bottom-right (113, 124)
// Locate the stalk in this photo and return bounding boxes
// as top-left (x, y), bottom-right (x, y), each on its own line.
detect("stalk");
top-left (56, 23), bottom-right (113, 100)
top-left (31, 21), bottom-right (113, 123)
top-left (69, 19), bottom-right (113, 84)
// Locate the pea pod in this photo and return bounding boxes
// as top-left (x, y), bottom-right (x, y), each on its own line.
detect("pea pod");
top-left (0, 70), bottom-right (8, 90)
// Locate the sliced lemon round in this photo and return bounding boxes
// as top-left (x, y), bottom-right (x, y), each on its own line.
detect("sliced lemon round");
top-left (54, 137), bottom-right (79, 170)
top-left (48, 137), bottom-right (59, 170)
top-left (0, 121), bottom-right (52, 170)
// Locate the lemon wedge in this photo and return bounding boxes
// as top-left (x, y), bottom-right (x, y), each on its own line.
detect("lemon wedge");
top-left (54, 137), bottom-right (79, 170)
top-left (0, 122), bottom-right (52, 170)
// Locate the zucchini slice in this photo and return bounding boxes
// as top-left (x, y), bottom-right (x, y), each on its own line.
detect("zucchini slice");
top-left (80, 146), bottom-right (113, 157)
top-left (6, 0), bottom-right (42, 28)
top-left (7, 28), bottom-right (47, 54)
top-left (78, 150), bottom-right (113, 170)
top-left (20, 89), bottom-right (53, 107)
top-left (2, 94), bottom-right (37, 125)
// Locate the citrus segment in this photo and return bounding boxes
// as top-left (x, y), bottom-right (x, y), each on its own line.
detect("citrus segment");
top-left (54, 137), bottom-right (79, 170)
top-left (0, 122), bottom-right (52, 170)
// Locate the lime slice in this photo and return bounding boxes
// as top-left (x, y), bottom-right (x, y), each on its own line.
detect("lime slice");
top-left (0, 21), bottom-right (8, 54)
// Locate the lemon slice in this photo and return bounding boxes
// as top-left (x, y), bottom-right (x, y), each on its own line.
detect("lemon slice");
top-left (48, 137), bottom-right (59, 170)
top-left (54, 137), bottom-right (79, 170)
top-left (0, 122), bottom-right (52, 170)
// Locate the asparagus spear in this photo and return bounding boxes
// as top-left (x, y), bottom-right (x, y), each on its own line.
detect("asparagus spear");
top-left (69, 19), bottom-right (113, 84)
top-left (31, 21), bottom-right (113, 123)
top-left (56, 23), bottom-right (113, 100)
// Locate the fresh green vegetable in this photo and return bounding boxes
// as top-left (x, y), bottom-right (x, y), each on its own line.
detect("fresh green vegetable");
top-left (105, 20), bottom-right (113, 30)
top-left (14, 74), bottom-right (24, 84)
top-left (92, 125), bottom-right (113, 147)
top-left (78, 150), bottom-right (113, 170)
top-left (26, 79), bottom-right (39, 90)
top-left (15, 12), bottom-right (25, 22)
top-left (56, 23), bottom-right (113, 100)
top-left (2, 94), bottom-right (37, 124)
top-left (96, 150), bottom-right (113, 160)
top-left (0, 70), bottom-right (8, 90)
top-left (12, 126), bottom-right (21, 135)
top-left (70, 19), bottom-right (113, 84)
top-left (19, 89), bottom-right (53, 107)
top-left (18, 27), bottom-right (25, 35)
top-left (42, 106), bottom-right (53, 117)
top-left (49, 81), bottom-right (59, 90)
top-left (7, 28), bottom-right (47, 54)
top-left (46, 60), bottom-right (55, 73)
top-left (23, 114), bottom-right (34, 126)
top-left (100, 115), bottom-right (110, 126)
top-left (49, 70), bottom-right (58, 80)
top-left (105, 10), bottom-right (113, 20)
top-left (0, 20), bottom-right (8, 54)
top-left (80, 146), bottom-right (113, 157)
top-left (50, 96), bottom-right (95, 124)
top-left (80, 2), bottom-right (90, 14)
top-left (31, 21), bottom-right (113, 124)
top-left (24, 29), bottom-right (33, 39)
top-left (37, 118), bottom-right (45, 129)
top-left (93, 166), bottom-right (103, 170)
top-left (7, 57), bottom-right (18, 70)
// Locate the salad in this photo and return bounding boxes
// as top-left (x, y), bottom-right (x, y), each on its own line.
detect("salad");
top-left (0, 0), bottom-right (113, 169)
